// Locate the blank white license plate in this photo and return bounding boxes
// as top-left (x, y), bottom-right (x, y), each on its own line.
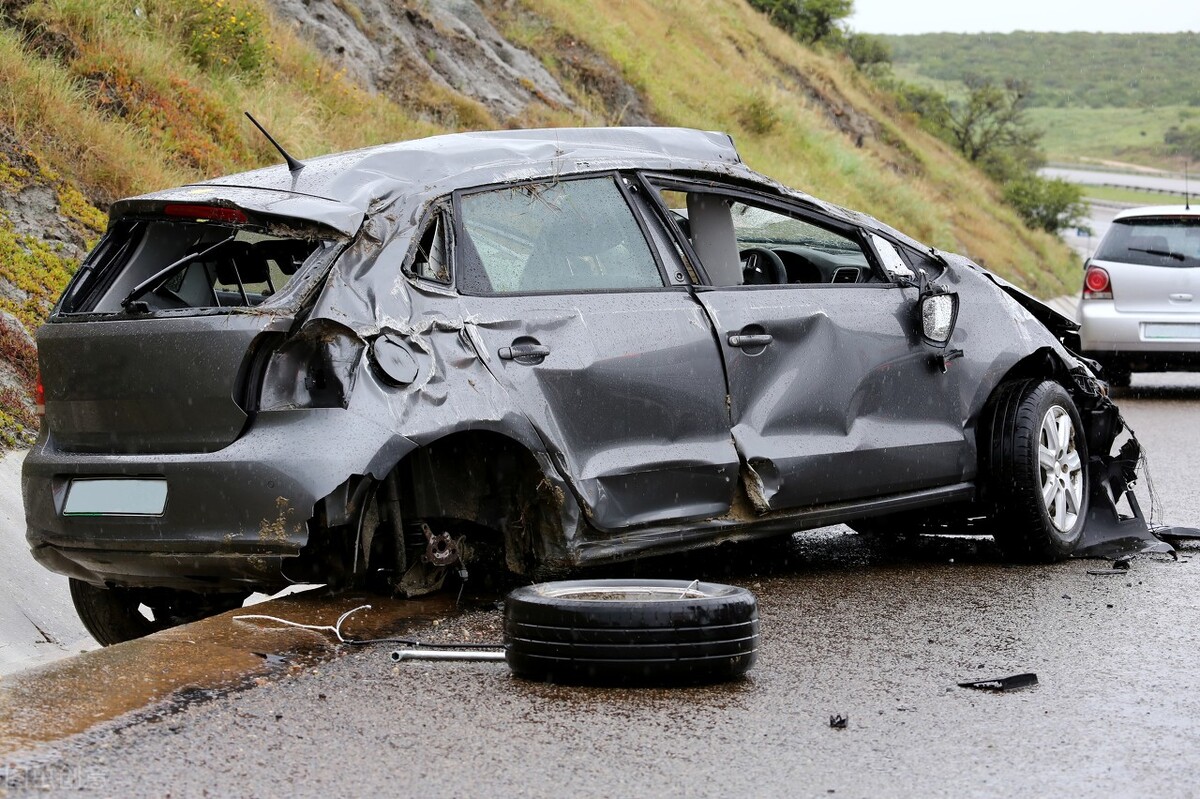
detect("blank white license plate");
top-left (1143, 323), bottom-right (1200, 340)
top-left (63, 479), bottom-right (168, 516)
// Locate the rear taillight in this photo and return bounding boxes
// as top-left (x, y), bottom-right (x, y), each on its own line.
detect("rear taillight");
top-left (35, 371), bottom-right (45, 417)
top-left (1083, 265), bottom-right (1112, 300)
top-left (163, 204), bottom-right (248, 224)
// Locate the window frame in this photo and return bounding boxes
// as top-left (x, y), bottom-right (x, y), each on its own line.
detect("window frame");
top-left (450, 171), bottom-right (683, 298)
top-left (635, 172), bottom-right (896, 290)
top-left (402, 206), bottom-right (454, 287)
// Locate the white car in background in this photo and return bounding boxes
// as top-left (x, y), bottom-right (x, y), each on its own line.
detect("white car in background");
top-left (1078, 205), bottom-right (1200, 386)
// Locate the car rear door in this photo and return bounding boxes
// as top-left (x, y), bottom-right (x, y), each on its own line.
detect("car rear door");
top-left (645, 178), bottom-right (970, 511)
top-left (452, 174), bottom-right (739, 530)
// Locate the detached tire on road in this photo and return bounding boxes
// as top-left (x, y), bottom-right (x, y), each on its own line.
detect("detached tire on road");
top-left (983, 379), bottom-right (1090, 562)
top-left (504, 579), bottom-right (758, 686)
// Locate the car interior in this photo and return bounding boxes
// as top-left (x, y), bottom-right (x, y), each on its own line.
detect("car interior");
top-left (660, 189), bottom-right (881, 287)
top-left (77, 220), bottom-right (323, 313)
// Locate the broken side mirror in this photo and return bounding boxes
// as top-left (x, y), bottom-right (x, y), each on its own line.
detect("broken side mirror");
top-left (919, 290), bottom-right (959, 347)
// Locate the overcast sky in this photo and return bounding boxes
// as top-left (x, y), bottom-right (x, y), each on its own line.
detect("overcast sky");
top-left (850, 0), bottom-right (1200, 34)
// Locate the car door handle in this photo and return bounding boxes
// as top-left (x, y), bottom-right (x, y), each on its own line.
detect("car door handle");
top-left (1170, 293), bottom-right (1193, 302)
top-left (727, 333), bottom-right (773, 349)
top-left (498, 343), bottom-right (551, 362)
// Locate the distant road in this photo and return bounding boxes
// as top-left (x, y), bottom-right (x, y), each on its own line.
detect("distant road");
top-left (1041, 166), bottom-right (1193, 196)
top-left (1062, 202), bottom-right (1122, 262)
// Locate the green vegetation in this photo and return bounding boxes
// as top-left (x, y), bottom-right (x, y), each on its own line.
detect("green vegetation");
top-left (882, 32), bottom-right (1200, 109)
top-left (746, 0), bottom-right (853, 45)
top-left (0, 0), bottom-right (1085, 444)
top-left (885, 33), bottom-right (1200, 171)
top-left (1002, 175), bottom-right (1088, 234)
top-left (1027, 105), bottom-right (1196, 168)
top-left (744, 5), bottom-right (1091, 233)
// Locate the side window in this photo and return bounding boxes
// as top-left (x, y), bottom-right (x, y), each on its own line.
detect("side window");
top-left (653, 186), bottom-right (881, 287)
top-left (410, 215), bottom-right (450, 283)
top-left (457, 177), bottom-right (666, 295)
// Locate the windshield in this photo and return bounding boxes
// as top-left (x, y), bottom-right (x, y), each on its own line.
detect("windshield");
top-left (1095, 217), bottom-right (1200, 268)
top-left (729, 203), bottom-right (860, 251)
top-left (61, 218), bottom-right (332, 314)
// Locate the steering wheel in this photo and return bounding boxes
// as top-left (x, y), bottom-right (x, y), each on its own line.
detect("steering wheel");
top-left (739, 247), bottom-right (788, 285)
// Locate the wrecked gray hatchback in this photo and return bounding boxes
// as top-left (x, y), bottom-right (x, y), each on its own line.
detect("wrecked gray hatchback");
top-left (22, 127), bottom-right (1150, 644)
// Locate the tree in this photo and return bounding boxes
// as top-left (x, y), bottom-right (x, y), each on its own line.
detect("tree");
top-left (844, 32), bottom-right (891, 75)
top-left (1164, 124), bottom-right (1200, 161)
top-left (748, 0), bottom-right (854, 45)
top-left (940, 76), bottom-right (1041, 176)
top-left (894, 81), bottom-right (952, 132)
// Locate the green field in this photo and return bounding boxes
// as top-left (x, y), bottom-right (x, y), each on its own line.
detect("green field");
top-left (882, 32), bottom-right (1200, 109)
top-left (1074, 184), bottom-right (1188, 205)
top-left (1029, 106), bottom-right (1198, 170)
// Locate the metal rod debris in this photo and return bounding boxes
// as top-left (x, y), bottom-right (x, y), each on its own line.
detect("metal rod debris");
top-left (391, 649), bottom-right (506, 662)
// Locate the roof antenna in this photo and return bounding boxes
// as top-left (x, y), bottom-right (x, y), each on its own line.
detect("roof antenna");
top-left (245, 112), bottom-right (305, 174)
top-left (1186, 160), bottom-right (1191, 211)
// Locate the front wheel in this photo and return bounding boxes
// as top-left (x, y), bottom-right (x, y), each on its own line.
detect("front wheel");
top-left (984, 380), bottom-right (1089, 561)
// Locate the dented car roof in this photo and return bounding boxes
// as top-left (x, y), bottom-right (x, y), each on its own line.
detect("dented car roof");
top-left (110, 127), bottom-right (749, 236)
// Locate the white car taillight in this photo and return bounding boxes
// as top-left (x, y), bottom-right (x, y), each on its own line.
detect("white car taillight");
top-left (1083, 265), bottom-right (1112, 300)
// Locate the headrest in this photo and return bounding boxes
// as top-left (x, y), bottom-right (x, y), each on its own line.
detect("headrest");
top-left (214, 241), bottom-right (270, 286)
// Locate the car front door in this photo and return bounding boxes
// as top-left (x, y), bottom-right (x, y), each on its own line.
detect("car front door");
top-left (451, 174), bottom-right (740, 530)
top-left (647, 178), bottom-right (971, 511)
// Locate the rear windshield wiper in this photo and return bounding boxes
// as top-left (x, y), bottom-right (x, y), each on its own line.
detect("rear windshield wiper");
top-left (121, 234), bottom-right (236, 310)
top-left (1127, 246), bottom-right (1185, 261)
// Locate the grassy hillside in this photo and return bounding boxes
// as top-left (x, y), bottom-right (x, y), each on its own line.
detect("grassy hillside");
top-left (0, 0), bottom-right (1080, 445)
top-left (883, 32), bottom-right (1200, 109)
top-left (1028, 105), bottom-right (1199, 170)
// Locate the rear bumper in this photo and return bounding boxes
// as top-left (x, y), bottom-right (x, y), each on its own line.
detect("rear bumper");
top-left (22, 408), bottom-right (411, 591)
top-left (1078, 300), bottom-right (1200, 362)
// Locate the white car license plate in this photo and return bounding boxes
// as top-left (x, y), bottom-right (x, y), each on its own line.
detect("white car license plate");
top-left (1143, 323), bottom-right (1200, 340)
top-left (62, 479), bottom-right (168, 516)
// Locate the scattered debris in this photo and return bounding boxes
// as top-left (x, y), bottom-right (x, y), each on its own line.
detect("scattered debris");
top-left (233, 605), bottom-right (373, 643)
top-left (957, 673), bottom-right (1038, 692)
top-left (390, 649), bottom-right (505, 662)
top-left (1088, 556), bottom-right (1134, 575)
top-left (1154, 526), bottom-right (1200, 546)
top-left (829, 714), bottom-right (849, 729)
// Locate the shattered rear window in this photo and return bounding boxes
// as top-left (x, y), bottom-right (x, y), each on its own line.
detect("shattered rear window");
top-left (61, 216), bottom-right (333, 314)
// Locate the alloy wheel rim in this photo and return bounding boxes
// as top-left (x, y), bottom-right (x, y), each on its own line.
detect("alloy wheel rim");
top-left (1038, 405), bottom-right (1084, 533)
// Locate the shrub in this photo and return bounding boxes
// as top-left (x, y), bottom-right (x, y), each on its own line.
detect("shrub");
top-left (159, 0), bottom-right (269, 77)
top-left (1002, 175), bottom-right (1088, 235)
top-left (736, 93), bottom-right (780, 136)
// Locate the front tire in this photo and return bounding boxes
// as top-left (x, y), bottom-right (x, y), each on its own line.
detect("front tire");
top-left (984, 380), bottom-right (1089, 561)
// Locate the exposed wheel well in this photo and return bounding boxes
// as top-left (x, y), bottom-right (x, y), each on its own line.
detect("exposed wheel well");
top-left (390, 431), bottom-right (564, 575)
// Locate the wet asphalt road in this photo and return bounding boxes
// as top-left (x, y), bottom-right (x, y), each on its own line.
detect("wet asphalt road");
top-left (6, 375), bottom-right (1200, 798)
